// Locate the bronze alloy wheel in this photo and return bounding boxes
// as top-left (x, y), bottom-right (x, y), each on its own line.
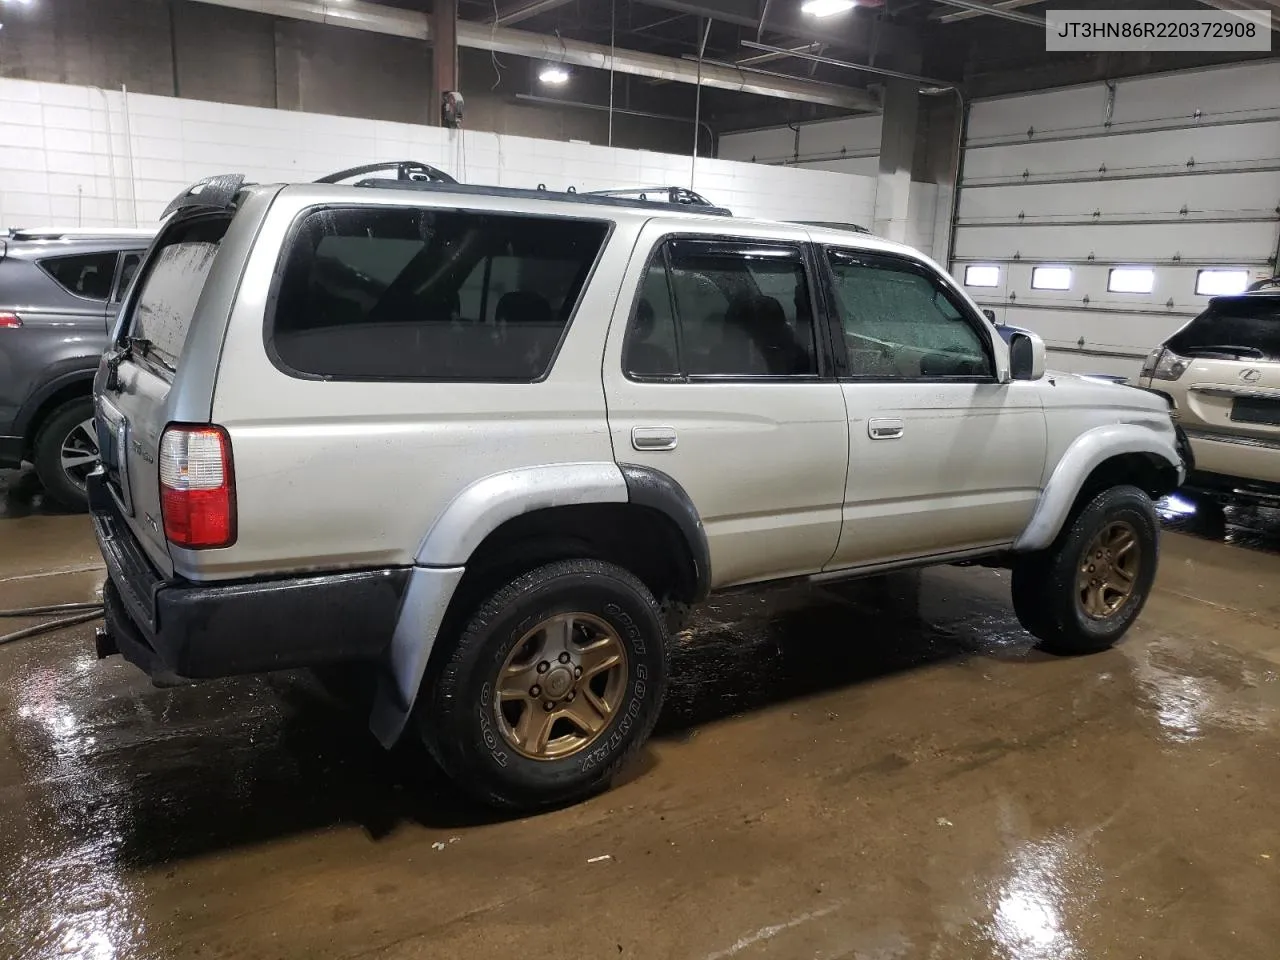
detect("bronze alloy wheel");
top-left (1076, 520), bottom-right (1142, 620)
top-left (494, 612), bottom-right (629, 761)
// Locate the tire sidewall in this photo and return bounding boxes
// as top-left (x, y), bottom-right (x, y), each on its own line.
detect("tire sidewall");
top-left (1053, 487), bottom-right (1159, 644)
top-left (432, 564), bottom-right (667, 806)
top-left (33, 397), bottom-right (95, 511)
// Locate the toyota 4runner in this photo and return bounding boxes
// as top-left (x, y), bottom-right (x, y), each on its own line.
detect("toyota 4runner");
top-left (90, 170), bottom-right (1186, 810)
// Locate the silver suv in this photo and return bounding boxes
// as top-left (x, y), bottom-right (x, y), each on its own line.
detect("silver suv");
top-left (0, 227), bottom-right (154, 508)
top-left (90, 171), bottom-right (1186, 810)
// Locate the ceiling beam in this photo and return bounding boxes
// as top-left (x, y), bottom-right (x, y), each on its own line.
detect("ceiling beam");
top-left (1194, 0), bottom-right (1280, 31)
top-left (489, 0), bottom-right (575, 27)
top-left (933, 0), bottom-right (1042, 23)
top-left (740, 40), bottom-right (952, 87)
top-left (927, 0), bottom-right (1047, 26)
top-left (186, 0), bottom-right (880, 111)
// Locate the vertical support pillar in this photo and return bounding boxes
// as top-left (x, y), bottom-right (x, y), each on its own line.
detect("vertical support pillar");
top-left (432, 0), bottom-right (459, 126)
top-left (872, 79), bottom-right (920, 244)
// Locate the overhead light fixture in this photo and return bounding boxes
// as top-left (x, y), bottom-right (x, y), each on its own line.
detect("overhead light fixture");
top-left (801, 0), bottom-right (856, 17)
top-left (538, 65), bottom-right (570, 85)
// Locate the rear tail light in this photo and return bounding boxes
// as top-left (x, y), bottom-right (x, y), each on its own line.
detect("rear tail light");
top-left (0, 312), bottom-right (21, 328)
top-left (1150, 348), bottom-right (1189, 382)
top-left (159, 425), bottom-right (236, 549)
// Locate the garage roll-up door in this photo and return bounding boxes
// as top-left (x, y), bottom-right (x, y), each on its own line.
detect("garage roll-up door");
top-left (949, 61), bottom-right (1280, 380)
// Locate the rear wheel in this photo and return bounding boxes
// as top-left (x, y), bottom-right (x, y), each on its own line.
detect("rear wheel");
top-left (32, 397), bottom-right (98, 512)
top-left (419, 559), bottom-right (668, 811)
top-left (1012, 485), bottom-right (1159, 655)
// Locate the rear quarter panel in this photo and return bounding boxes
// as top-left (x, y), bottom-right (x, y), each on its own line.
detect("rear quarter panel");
top-left (0, 258), bottom-right (106, 439)
top-left (200, 191), bottom-right (633, 580)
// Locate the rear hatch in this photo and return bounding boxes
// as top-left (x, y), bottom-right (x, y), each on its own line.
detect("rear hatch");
top-left (1165, 295), bottom-right (1280, 436)
top-left (95, 213), bottom-right (233, 578)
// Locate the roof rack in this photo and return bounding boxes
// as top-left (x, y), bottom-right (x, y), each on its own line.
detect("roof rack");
top-left (6, 226), bottom-right (156, 241)
top-left (351, 179), bottom-right (734, 216)
top-left (584, 186), bottom-right (725, 210)
top-left (316, 160), bottom-right (457, 185)
top-left (790, 220), bottom-right (872, 235)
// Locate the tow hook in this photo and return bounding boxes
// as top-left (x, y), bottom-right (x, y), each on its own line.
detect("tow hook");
top-left (94, 626), bottom-right (119, 659)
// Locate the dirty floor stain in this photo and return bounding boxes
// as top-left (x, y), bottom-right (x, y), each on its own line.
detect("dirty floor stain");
top-left (2, 467), bottom-right (1279, 959)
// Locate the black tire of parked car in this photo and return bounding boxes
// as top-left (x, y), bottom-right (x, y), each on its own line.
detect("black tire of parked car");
top-left (419, 559), bottom-right (669, 811)
top-left (32, 397), bottom-right (96, 513)
top-left (1011, 485), bottom-right (1159, 655)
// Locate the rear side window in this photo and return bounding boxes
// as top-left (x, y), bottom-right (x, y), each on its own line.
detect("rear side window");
top-left (40, 252), bottom-right (118, 300)
top-left (128, 216), bottom-right (229, 372)
top-left (269, 206), bottom-right (609, 381)
top-left (1168, 297), bottom-right (1280, 362)
top-left (624, 238), bottom-right (819, 379)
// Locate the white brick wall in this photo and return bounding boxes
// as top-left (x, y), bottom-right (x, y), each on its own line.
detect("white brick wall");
top-left (0, 78), bottom-right (879, 234)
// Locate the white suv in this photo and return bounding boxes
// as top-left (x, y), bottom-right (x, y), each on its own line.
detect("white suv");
top-left (90, 169), bottom-right (1186, 810)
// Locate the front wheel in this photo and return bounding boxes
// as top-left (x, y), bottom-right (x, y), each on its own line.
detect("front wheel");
top-left (419, 559), bottom-right (669, 811)
top-left (1012, 485), bottom-right (1159, 655)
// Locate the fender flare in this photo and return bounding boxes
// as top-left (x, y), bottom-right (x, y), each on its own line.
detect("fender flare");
top-left (1014, 422), bottom-right (1184, 553)
top-left (618, 462), bottom-right (711, 603)
top-left (370, 461), bottom-right (712, 746)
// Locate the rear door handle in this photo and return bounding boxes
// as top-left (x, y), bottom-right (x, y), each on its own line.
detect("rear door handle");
top-left (868, 418), bottom-right (904, 440)
top-left (632, 426), bottom-right (678, 451)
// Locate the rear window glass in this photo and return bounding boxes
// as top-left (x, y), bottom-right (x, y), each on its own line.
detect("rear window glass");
top-left (269, 206), bottom-right (609, 381)
top-left (1168, 297), bottom-right (1280, 362)
top-left (40, 252), bottom-right (118, 300)
top-left (128, 216), bottom-right (229, 370)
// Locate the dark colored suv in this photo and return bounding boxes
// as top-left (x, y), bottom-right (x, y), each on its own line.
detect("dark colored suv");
top-left (0, 227), bottom-right (154, 509)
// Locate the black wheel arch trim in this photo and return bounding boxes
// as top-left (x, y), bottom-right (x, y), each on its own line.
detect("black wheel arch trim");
top-left (618, 462), bottom-right (711, 602)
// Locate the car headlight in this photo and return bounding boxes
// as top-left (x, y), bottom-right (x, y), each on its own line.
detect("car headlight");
top-left (1145, 347), bottom-right (1188, 382)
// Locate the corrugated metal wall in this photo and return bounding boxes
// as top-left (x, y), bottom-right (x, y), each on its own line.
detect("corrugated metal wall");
top-left (950, 60), bottom-right (1280, 380)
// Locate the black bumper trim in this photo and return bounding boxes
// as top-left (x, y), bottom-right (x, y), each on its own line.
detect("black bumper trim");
top-left (90, 472), bottom-right (410, 679)
top-left (0, 435), bottom-right (23, 469)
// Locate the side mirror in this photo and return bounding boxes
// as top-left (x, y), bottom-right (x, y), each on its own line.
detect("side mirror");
top-left (982, 308), bottom-right (997, 323)
top-left (1009, 330), bottom-right (1046, 381)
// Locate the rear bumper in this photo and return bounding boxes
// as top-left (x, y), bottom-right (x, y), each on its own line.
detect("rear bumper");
top-left (1181, 428), bottom-right (1280, 489)
top-left (89, 471), bottom-right (409, 679)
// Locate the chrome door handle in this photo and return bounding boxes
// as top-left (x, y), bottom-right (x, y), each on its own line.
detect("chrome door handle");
top-left (632, 426), bottom-right (678, 451)
top-left (868, 418), bottom-right (904, 440)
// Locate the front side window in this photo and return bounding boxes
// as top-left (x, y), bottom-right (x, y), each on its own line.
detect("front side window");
top-left (826, 250), bottom-right (992, 379)
top-left (270, 206), bottom-right (608, 381)
top-left (624, 239), bottom-right (818, 379)
top-left (40, 252), bottom-right (119, 301)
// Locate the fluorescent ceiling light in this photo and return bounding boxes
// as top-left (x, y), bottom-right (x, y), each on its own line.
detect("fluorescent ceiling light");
top-left (801, 0), bottom-right (856, 17)
top-left (964, 265), bottom-right (1000, 288)
top-left (1195, 269), bottom-right (1249, 296)
top-left (1031, 266), bottom-right (1072, 291)
top-left (1109, 267), bottom-right (1155, 294)
top-left (539, 65), bottom-right (570, 85)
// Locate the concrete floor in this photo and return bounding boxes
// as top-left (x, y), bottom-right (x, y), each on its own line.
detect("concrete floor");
top-left (1, 466), bottom-right (1278, 960)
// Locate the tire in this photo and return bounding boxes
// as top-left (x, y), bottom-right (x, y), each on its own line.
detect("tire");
top-left (419, 559), bottom-right (669, 811)
top-left (1011, 485), bottom-right (1159, 655)
top-left (32, 397), bottom-right (98, 512)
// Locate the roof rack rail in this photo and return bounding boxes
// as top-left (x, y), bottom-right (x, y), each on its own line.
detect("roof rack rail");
top-left (349, 179), bottom-right (734, 216)
top-left (583, 186), bottom-right (724, 209)
top-left (318, 161), bottom-right (457, 185)
top-left (5, 226), bottom-right (157, 240)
